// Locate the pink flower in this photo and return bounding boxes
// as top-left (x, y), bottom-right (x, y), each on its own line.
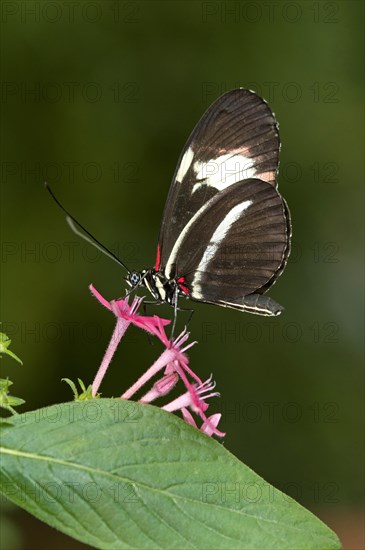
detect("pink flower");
top-left (181, 408), bottom-right (223, 437)
top-left (89, 284), bottom-right (224, 438)
top-left (163, 377), bottom-right (225, 438)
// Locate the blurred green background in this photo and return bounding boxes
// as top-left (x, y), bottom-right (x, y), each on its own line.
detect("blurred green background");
top-left (1, 1), bottom-right (363, 548)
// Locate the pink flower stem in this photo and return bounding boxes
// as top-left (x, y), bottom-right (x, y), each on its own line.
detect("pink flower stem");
top-left (92, 317), bottom-right (131, 396)
top-left (162, 392), bottom-right (191, 412)
top-left (121, 348), bottom-right (177, 399)
top-left (179, 359), bottom-right (203, 385)
top-left (173, 361), bottom-right (202, 409)
top-left (139, 372), bottom-right (179, 403)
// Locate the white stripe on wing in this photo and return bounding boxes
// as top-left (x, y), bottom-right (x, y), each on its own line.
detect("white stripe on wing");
top-left (191, 200), bottom-right (252, 298)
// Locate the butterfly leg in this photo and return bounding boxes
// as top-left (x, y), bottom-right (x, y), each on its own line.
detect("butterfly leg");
top-left (185, 307), bottom-right (195, 328)
top-left (169, 287), bottom-right (181, 344)
top-left (175, 306), bottom-right (195, 330)
top-left (142, 302), bottom-right (154, 345)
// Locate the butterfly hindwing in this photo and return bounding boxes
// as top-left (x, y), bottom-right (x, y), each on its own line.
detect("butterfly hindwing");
top-left (162, 178), bottom-right (289, 312)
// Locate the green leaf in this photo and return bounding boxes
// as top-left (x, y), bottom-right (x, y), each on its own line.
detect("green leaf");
top-left (0, 378), bottom-right (25, 415)
top-left (0, 379), bottom-right (13, 390)
top-left (0, 400), bottom-right (341, 550)
top-left (0, 333), bottom-right (23, 365)
top-left (3, 396), bottom-right (25, 407)
top-left (62, 378), bottom-right (99, 401)
top-left (61, 377), bottom-right (79, 397)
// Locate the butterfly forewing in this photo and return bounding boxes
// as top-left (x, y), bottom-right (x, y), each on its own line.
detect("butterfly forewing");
top-left (157, 88), bottom-right (281, 269)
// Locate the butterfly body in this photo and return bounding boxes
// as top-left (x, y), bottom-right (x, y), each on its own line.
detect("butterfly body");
top-left (127, 269), bottom-right (186, 307)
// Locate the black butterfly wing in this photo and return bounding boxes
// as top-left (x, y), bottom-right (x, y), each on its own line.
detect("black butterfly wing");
top-left (162, 178), bottom-right (290, 315)
top-left (156, 88), bottom-right (281, 270)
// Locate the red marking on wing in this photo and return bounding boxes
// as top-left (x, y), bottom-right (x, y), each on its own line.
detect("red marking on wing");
top-left (155, 244), bottom-right (161, 271)
top-left (178, 276), bottom-right (190, 295)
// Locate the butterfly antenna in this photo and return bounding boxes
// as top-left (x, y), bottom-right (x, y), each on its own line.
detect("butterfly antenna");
top-left (44, 182), bottom-right (130, 274)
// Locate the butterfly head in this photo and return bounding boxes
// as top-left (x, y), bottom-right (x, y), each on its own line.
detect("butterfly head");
top-left (127, 270), bottom-right (143, 288)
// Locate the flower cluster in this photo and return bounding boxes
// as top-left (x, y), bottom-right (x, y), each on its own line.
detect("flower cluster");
top-left (90, 284), bottom-right (224, 437)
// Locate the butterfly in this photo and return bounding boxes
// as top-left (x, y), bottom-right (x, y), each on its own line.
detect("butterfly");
top-left (127, 88), bottom-right (291, 318)
top-left (47, 88), bottom-right (291, 324)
